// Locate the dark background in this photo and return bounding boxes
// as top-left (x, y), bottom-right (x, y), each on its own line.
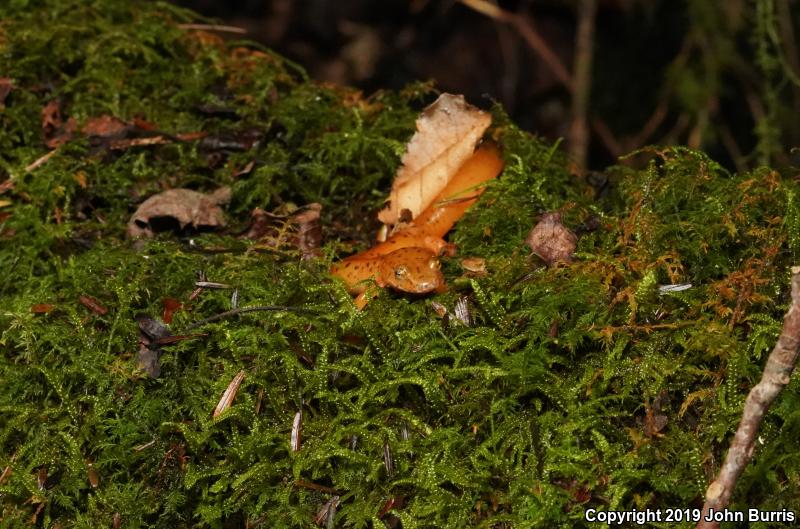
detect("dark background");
top-left (174, 0), bottom-right (800, 172)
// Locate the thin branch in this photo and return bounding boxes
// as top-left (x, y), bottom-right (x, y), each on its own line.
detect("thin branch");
top-left (697, 266), bottom-right (800, 529)
top-left (568, 0), bottom-right (597, 170)
top-left (459, 0), bottom-right (574, 92)
top-left (177, 23), bottom-right (247, 34)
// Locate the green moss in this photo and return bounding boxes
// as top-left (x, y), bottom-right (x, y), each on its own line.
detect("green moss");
top-left (2, 2), bottom-right (800, 528)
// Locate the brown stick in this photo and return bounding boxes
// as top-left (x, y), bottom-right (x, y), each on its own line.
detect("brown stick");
top-left (697, 266), bottom-right (800, 529)
top-left (568, 0), bottom-right (597, 170)
top-left (459, 0), bottom-right (575, 92)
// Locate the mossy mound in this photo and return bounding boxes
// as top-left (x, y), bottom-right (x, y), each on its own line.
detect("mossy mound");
top-left (2, 2), bottom-right (800, 528)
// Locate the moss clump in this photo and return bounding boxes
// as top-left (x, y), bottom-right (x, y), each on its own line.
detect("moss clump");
top-left (2, 2), bottom-right (800, 529)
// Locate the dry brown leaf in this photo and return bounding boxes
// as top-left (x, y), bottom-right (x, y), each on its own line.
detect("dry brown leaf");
top-left (525, 212), bottom-right (577, 266)
top-left (377, 93), bottom-right (491, 225)
top-left (127, 187), bottom-right (230, 238)
top-left (81, 115), bottom-right (130, 138)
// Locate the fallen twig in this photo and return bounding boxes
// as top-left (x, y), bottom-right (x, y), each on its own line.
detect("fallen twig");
top-left (459, 0), bottom-right (574, 91)
top-left (568, 0), bottom-right (597, 170)
top-left (697, 266), bottom-right (800, 529)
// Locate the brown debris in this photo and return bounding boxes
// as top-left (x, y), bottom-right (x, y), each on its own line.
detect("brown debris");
top-left (78, 295), bottom-right (108, 315)
top-left (697, 267), bottom-right (800, 528)
top-left (242, 203), bottom-right (323, 259)
top-left (212, 369), bottom-right (246, 418)
top-left (460, 257), bottom-right (487, 276)
top-left (81, 115), bottom-right (130, 138)
top-left (378, 93), bottom-right (492, 226)
top-left (128, 187), bottom-right (230, 238)
top-left (525, 212), bottom-right (577, 266)
top-left (161, 298), bottom-right (183, 324)
top-left (41, 99), bottom-right (77, 148)
top-left (0, 78), bottom-right (13, 108)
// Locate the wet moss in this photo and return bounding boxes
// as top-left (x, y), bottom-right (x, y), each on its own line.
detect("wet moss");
top-left (1, 2), bottom-right (800, 528)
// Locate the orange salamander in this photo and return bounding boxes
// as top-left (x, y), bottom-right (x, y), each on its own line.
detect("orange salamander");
top-left (331, 142), bottom-right (504, 306)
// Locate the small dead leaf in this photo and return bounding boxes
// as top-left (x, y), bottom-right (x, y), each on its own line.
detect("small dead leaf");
top-left (213, 369), bottom-right (246, 418)
top-left (74, 171), bottom-right (88, 189)
top-left (36, 466), bottom-right (47, 490)
top-left (241, 203), bottom-right (323, 258)
top-left (378, 93), bottom-right (491, 225)
top-left (78, 295), bottom-right (108, 315)
top-left (162, 298), bottom-right (182, 324)
top-left (87, 462), bottom-right (99, 488)
top-left (0, 180), bottom-right (14, 195)
top-left (525, 212), bottom-right (577, 266)
top-left (128, 187), bottom-right (229, 238)
top-left (383, 442), bottom-right (394, 477)
top-left (644, 407), bottom-right (668, 438)
top-left (135, 345), bottom-right (161, 378)
top-left (460, 257), bottom-right (487, 276)
top-left (82, 115), bottom-right (130, 138)
top-left (136, 315), bottom-right (172, 343)
top-left (31, 303), bottom-right (55, 314)
top-left (41, 99), bottom-right (77, 148)
top-left (293, 203), bottom-right (323, 259)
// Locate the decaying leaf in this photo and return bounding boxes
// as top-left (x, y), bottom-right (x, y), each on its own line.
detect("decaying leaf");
top-left (460, 257), bottom-right (487, 276)
top-left (162, 298), bottom-right (182, 324)
top-left (82, 115), bottom-right (130, 139)
top-left (41, 99), bottom-right (76, 148)
top-left (78, 295), bottom-right (108, 315)
top-left (242, 203), bottom-right (322, 259)
top-left (128, 187), bottom-right (230, 238)
top-left (87, 462), bottom-right (99, 488)
top-left (378, 93), bottom-right (491, 225)
top-left (525, 212), bottom-right (577, 266)
top-left (212, 369), bottom-right (246, 418)
top-left (135, 315), bottom-right (173, 378)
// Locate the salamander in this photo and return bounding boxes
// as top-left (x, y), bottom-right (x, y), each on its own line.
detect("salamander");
top-left (331, 142), bottom-right (504, 306)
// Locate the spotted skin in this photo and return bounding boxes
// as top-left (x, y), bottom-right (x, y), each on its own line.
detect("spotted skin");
top-left (330, 143), bottom-right (504, 306)
top-left (331, 247), bottom-right (445, 295)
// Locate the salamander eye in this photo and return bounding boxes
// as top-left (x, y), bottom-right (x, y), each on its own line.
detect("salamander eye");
top-left (394, 266), bottom-right (409, 279)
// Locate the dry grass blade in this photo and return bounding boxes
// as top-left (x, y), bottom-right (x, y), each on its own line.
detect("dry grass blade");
top-left (291, 410), bottom-right (302, 452)
top-left (212, 369), bottom-right (246, 418)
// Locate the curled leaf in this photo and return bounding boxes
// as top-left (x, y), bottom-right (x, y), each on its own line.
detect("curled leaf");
top-left (127, 187), bottom-right (230, 238)
top-left (525, 212), bottom-right (577, 266)
top-left (78, 295), bottom-right (108, 315)
top-left (378, 93), bottom-right (491, 225)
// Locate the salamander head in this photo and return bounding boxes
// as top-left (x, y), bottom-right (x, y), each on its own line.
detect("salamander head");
top-left (379, 247), bottom-right (445, 294)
